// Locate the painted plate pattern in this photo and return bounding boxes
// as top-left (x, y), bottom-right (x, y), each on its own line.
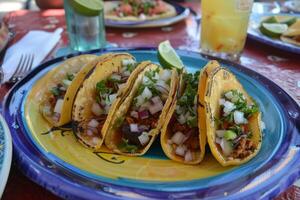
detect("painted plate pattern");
top-left (3, 48), bottom-right (300, 199)
top-left (0, 114), bottom-right (12, 197)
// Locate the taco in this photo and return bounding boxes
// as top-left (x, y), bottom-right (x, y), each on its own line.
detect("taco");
top-left (39, 54), bottom-right (101, 127)
top-left (72, 53), bottom-right (149, 149)
top-left (104, 0), bottom-right (177, 22)
top-left (104, 64), bottom-right (178, 156)
top-left (281, 19), bottom-right (300, 46)
top-left (204, 67), bottom-right (262, 166)
top-left (160, 71), bottom-right (206, 164)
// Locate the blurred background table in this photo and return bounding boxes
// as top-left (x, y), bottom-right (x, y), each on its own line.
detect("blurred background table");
top-left (0, 1), bottom-right (300, 199)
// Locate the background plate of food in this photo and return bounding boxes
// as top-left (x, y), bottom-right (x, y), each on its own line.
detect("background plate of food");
top-left (3, 47), bottom-right (300, 199)
top-left (104, 0), bottom-right (190, 28)
top-left (248, 13), bottom-right (300, 54)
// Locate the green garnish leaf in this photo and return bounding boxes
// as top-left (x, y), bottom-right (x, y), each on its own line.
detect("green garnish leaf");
top-left (50, 87), bottom-right (60, 97)
top-left (114, 116), bottom-right (124, 128)
top-left (66, 73), bottom-right (75, 81)
top-left (117, 138), bottom-right (138, 153)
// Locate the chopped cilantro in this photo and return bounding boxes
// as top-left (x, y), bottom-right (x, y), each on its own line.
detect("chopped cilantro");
top-left (66, 73), bottom-right (75, 81)
top-left (96, 80), bottom-right (111, 95)
top-left (117, 138), bottom-right (138, 153)
top-left (114, 116), bottom-right (124, 129)
top-left (50, 87), bottom-right (60, 97)
top-left (187, 116), bottom-right (197, 128)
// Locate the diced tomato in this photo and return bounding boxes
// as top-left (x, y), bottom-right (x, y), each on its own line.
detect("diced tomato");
top-left (120, 4), bottom-right (133, 15)
top-left (241, 124), bottom-right (249, 133)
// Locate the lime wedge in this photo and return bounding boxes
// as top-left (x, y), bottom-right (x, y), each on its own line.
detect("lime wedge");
top-left (69, 0), bottom-right (103, 16)
top-left (261, 16), bottom-right (278, 24)
top-left (259, 23), bottom-right (288, 38)
top-left (158, 40), bottom-right (184, 70)
top-left (278, 17), bottom-right (297, 26)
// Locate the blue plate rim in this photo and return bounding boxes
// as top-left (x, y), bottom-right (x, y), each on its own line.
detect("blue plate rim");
top-left (3, 47), bottom-right (300, 200)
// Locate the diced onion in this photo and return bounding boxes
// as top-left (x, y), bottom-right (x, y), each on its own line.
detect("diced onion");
top-left (141, 87), bottom-right (152, 101)
top-left (177, 114), bottom-right (186, 124)
top-left (130, 124), bottom-right (139, 132)
top-left (220, 138), bottom-right (233, 156)
top-left (109, 94), bottom-right (117, 103)
top-left (175, 105), bottom-right (183, 115)
top-left (62, 79), bottom-right (72, 87)
top-left (156, 80), bottom-right (169, 94)
top-left (148, 100), bottom-right (163, 115)
top-left (139, 13), bottom-right (146, 20)
top-left (123, 70), bottom-right (131, 77)
top-left (143, 76), bottom-right (151, 84)
top-left (175, 145), bottom-right (186, 156)
top-left (118, 83), bottom-right (126, 90)
top-left (223, 101), bottom-right (236, 115)
top-left (130, 111), bottom-right (139, 119)
top-left (88, 119), bottom-right (99, 128)
top-left (219, 98), bottom-right (226, 106)
top-left (139, 125), bottom-right (149, 132)
top-left (171, 131), bottom-right (185, 145)
top-left (138, 110), bottom-right (149, 119)
top-left (86, 129), bottom-right (93, 136)
top-left (225, 91), bottom-right (233, 100)
top-left (122, 59), bottom-right (135, 67)
top-left (54, 99), bottom-right (64, 113)
top-left (92, 137), bottom-right (100, 145)
top-left (104, 105), bottom-right (110, 114)
top-left (111, 74), bottom-right (122, 81)
top-left (139, 102), bottom-right (151, 111)
top-left (233, 110), bottom-right (247, 124)
top-left (216, 130), bottom-right (226, 138)
top-left (184, 150), bottom-right (193, 162)
top-left (151, 96), bottom-right (162, 105)
top-left (91, 102), bottom-right (103, 116)
top-left (138, 132), bottom-right (150, 146)
top-left (159, 69), bottom-right (171, 81)
top-left (215, 137), bottom-right (222, 144)
top-left (136, 95), bottom-right (145, 107)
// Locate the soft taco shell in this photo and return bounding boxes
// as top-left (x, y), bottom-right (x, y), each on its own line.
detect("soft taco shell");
top-left (104, 64), bottom-right (179, 156)
top-left (104, 1), bottom-right (177, 22)
top-left (204, 67), bottom-right (262, 166)
top-left (40, 54), bottom-right (100, 127)
top-left (160, 72), bottom-right (205, 164)
top-left (281, 19), bottom-right (300, 46)
top-left (72, 53), bottom-right (150, 149)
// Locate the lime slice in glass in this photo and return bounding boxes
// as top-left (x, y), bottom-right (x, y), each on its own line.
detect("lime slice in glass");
top-left (69, 0), bottom-right (103, 16)
top-left (259, 23), bottom-right (288, 38)
top-left (158, 40), bottom-right (184, 70)
top-left (278, 17), bottom-right (297, 26)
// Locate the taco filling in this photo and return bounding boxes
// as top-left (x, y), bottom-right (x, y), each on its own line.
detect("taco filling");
top-left (42, 73), bottom-right (76, 122)
top-left (79, 58), bottom-right (138, 144)
top-left (112, 0), bottom-right (170, 18)
top-left (167, 72), bottom-right (200, 162)
top-left (116, 67), bottom-right (172, 153)
top-left (215, 89), bottom-right (259, 160)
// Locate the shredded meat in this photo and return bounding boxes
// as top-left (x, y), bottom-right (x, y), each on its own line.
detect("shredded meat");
top-left (231, 137), bottom-right (256, 159)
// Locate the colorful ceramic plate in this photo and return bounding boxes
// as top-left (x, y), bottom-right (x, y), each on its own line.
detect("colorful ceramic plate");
top-left (248, 13), bottom-right (300, 54)
top-left (0, 113), bottom-right (12, 198)
top-left (3, 48), bottom-right (300, 199)
top-left (104, 1), bottom-right (190, 28)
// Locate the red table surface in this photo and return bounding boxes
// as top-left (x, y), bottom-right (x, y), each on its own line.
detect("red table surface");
top-left (1, 2), bottom-right (300, 200)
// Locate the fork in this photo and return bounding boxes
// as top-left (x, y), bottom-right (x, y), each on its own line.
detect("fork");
top-left (9, 54), bottom-right (34, 82)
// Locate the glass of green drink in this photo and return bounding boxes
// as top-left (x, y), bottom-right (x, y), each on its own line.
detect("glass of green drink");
top-left (64, 0), bottom-right (106, 51)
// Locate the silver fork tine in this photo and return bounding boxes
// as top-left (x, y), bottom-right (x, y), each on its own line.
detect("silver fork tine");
top-left (10, 54), bottom-right (25, 81)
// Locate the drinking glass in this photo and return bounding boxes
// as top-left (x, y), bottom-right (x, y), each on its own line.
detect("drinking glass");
top-left (200, 0), bottom-right (254, 61)
top-left (64, 0), bottom-right (106, 51)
